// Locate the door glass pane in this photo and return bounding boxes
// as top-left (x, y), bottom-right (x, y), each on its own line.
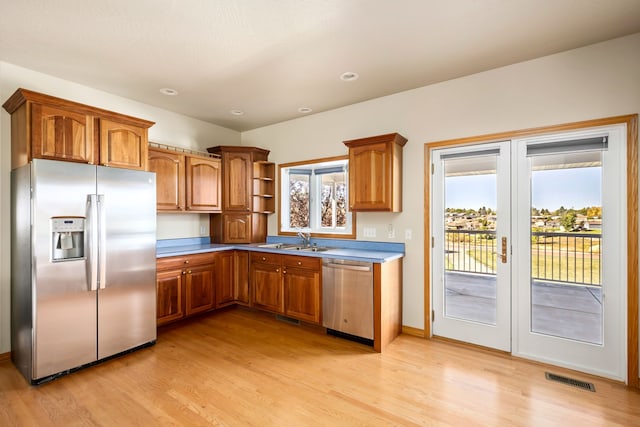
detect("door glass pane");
top-left (529, 151), bottom-right (603, 344)
top-left (443, 155), bottom-right (497, 325)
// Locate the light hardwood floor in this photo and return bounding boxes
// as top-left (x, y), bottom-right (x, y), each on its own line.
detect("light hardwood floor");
top-left (1, 307), bottom-right (639, 426)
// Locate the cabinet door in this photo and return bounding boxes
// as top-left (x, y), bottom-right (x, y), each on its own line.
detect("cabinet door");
top-left (156, 268), bottom-right (185, 326)
top-left (223, 213), bottom-right (252, 243)
top-left (349, 141), bottom-right (392, 211)
top-left (185, 264), bottom-right (215, 316)
top-left (251, 262), bottom-right (283, 313)
top-left (186, 156), bottom-right (222, 211)
top-left (99, 118), bottom-right (148, 170)
top-left (222, 151), bottom-right (252, 211)
top-left (283, 266), bottom-right (321, 324)
top-left (234, 251), bottom-right (250, 305)
top-left (31, 103), bottom-right (94, 164)
top-left (148, 148), bottom-right (185, 211)
top-left (215, 251), bottom-right (235, 307)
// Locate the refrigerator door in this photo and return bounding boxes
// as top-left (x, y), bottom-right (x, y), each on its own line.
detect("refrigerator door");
top-left (97, 166), bottom-right (157, 359)
top-left (32, 160), bottom-right (98, 379)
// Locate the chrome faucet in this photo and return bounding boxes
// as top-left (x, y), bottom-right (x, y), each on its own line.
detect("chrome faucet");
top-left (297, 230), bottom-right (311, 247)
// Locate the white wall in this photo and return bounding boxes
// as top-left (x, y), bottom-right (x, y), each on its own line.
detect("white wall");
top-left (1, 33), bottom-right (639, 356)
top-left (242, 33), bottom-right (640, 331)
top-left (0, 62), bottom-right (241, 353)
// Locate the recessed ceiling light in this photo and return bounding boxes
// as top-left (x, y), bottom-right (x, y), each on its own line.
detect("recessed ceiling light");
top-left (340, 72), bottom-right (359, 82)
top-left (298, 107), bottom-right (313, 114)
top-left (159, 88), bottom-right (178, 96)
top-left (230, 109), bottom-right (245, 116)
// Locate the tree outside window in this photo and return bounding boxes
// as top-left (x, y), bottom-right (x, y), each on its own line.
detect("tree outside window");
top-left (279, 157), bottom-right (354, 237)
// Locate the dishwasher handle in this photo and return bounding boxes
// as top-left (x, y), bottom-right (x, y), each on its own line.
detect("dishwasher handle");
top-left (323, 262), bottom-right (371, 272)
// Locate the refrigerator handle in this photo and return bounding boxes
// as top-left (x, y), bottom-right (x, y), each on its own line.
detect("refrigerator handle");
top-left (97, 195), bottom-right (107, 290)
top-left (87, 195), bottom-right (99, 291)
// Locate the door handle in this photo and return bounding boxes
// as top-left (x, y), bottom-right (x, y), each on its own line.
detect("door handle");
top-left (98, 195), bottom-right (107, 289)
top-left (501, 236), bottom-right (508, 263)
top-left (87, 195), bottom-right (98, 291)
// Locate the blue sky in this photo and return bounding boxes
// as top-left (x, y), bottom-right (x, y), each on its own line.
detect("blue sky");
top-left (445, 167), bottom-right (601, 211)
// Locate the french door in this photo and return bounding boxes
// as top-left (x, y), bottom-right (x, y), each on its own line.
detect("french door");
top-left (431, 141), bottom-right (511, 351)
top-left (430, 124), bottom-right (627, 381)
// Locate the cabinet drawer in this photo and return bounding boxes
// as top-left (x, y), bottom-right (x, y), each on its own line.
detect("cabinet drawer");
top-left (251, 252), bottom-right (281, 265)
top-left (157, 253), bottom-right (215, 271)
top-left (283, 255), bottom-right (321, 270)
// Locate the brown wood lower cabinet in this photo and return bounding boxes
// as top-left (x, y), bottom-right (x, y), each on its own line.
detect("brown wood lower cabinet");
top-left (234, 251), bottom-right (250, 305)
top-left (215, 250), bottom-right (235, 308)
top-left (156, 268), bottom-right (185, 326)
top-left (283, 255), bottom-right (321, 324)
top-left (157, 250), bottom-right (252, 326)
top-left (215, 250), bottom-right (250, 308)
top-left (156, 252), bottom-right (215, 326)
top-left (156, 249), bottom-right (400, 353)
top-left (250, 252), bottom-right (283, 313)
top-left (249, 252), bottom-right (322, 325)
top-left (185, 263), bottom-right (215, 316)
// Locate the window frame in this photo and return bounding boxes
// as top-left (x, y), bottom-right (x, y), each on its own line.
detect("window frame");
top-left (278, 155), bottom-right (356, 239)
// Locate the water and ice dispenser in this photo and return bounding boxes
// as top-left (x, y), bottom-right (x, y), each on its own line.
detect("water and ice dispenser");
top-left (51, 217), bottom-right (85, 261)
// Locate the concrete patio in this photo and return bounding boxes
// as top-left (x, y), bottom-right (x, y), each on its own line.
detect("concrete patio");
top-left (445, 271), bottom-right (602, 344)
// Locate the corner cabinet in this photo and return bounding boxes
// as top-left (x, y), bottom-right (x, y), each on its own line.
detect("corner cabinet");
top-left (343, 133), bottom-right (407, 212)
top-left (148, 145), bottom-right (221, 213)
top-left (3, 88), bottom-right (153, 171)
top-left (207, 146), bottom-right (273, 243)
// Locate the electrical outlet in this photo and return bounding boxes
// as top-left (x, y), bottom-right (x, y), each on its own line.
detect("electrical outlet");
top-left (200, 225), bottom-right (207, 236)
top-left (363, 227), bottom-right (376, 238)
top-left (387, 224), bottom-right (395, 239)
top-left (405, 229), bottom-right (412, 240)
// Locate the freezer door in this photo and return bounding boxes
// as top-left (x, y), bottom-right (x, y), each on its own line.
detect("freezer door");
top-left (97, 166), bottom-right (156, 359)
top-left (31, 160), bottom-right (98, 380)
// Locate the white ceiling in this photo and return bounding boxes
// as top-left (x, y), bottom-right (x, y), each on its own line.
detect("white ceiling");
top-left (2, 0), bottom-right (640, 131)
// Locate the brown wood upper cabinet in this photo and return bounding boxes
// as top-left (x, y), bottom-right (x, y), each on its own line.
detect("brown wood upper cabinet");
top-left (207, 146), bottom-right (273, 243)
top-left (148, 146), bottom-right (221, 213)
top-left (3, 88), bottom-right (153, 170)
top-left (343, 133), bottom-right (407, 212)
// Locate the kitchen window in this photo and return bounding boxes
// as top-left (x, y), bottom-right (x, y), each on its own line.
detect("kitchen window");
top-left (279, 157), bottom-right (355, 238)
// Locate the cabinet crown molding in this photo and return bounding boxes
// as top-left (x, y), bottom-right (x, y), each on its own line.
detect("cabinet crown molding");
top-left (2, 88), bottom-right (155, 129)
top-left (343, 132), bottom-right (407, 148)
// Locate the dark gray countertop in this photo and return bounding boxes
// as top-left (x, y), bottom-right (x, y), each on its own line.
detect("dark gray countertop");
top-left (157, 237), bottom-right (404, 263)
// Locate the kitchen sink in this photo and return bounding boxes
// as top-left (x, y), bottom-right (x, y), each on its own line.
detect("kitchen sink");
top-left (258, 243), bottom-right (334, 252)
top-left (284, 246), bottom-right (332, 252)
top-left (257, 243), bottom-right (286, 249)
top-left (302, 246), bottom-right (332, 252)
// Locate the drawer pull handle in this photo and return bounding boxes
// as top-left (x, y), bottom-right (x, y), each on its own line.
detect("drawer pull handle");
top-left (262, 257), bottom-right (266, 261)
top-left (297, 261), bottom-right (302, 265)
top-left (184, 260), bottom-right (190, 264)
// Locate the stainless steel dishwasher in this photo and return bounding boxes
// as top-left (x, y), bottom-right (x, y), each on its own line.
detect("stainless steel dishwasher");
top-left (322, 258), bottom-right (374, 342)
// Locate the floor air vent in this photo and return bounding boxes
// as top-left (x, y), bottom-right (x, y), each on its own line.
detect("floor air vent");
top-left (276, 314), bottom-right (300, 325)
top-left (545, 372), bottom-right (596, 392)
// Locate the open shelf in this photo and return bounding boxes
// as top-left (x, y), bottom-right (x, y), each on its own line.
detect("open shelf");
top-left (253, 161), bottom-right (276, 213)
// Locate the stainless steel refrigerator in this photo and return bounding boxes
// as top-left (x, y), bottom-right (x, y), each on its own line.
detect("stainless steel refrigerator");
top-left (11, 159), bottom-right (157, 384)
